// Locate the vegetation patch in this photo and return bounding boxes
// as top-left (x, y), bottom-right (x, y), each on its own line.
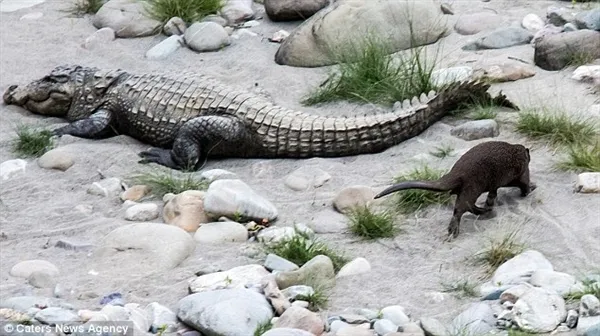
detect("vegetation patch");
top-left (142, 0), bottom-right (224, 24)
top-left (469, 106), bottom-right (498, 120)
top-left (430, 145), bottom-right (455, 159)
top-left (11, 124), bottom-right (55, 158)
top-left (473, 230), bottom-right (526, 276)
top-left (441, 278), bottom-right (478, 298)
top-left (64, 0), bottom-right (104, 16)
top-left (253, 320), bottom-right (273, 336)
top-left (392, 165), bottom-right (452, 214)
top-left (564, 272), bottom-right (600, 301)
top-left (129, 170), bottom-right (208, 198)
top-left (295, 283), bottom-right (330, 312)
top-left (515, 108), bottom-right (597, 146)
top-left (557, 140), bottom-right (600, 172)
top-left (347, 206), bottom-right (399, 239)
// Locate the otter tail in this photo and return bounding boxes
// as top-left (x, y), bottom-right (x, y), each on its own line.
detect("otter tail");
top-left (374, 177), bottom-right (458, 199)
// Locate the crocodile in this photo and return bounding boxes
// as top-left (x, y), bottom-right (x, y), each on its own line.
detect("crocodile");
top-left (3, 65), bottom-right (518, 170)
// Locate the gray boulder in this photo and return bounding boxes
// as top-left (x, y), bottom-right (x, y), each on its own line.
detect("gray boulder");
top-left (450, 120), bottom-right (499, 141)
top-left (92, 0), bottom-right (161, 38)
top-left (534, 30), bottom-right (600, 71)
top-left (575, 8), bottom-right (600, 31)
top-left (463, 27), bottom-right (533, 50)
top-left (274, 0), bottom-right (448, 67)
top-left (265, 0), bottom-right (329, 22)
top-left (184, 22), bottom-right (231, 52)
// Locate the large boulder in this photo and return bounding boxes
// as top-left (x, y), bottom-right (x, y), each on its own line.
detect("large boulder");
top-left (92, 0), bottom-right (161, 38)
top-left (265, 0), bottom-right (329, 22)
top-left (274, 0), bottom-right (448, 67)
top-left (534, 30), bottom-right (600, 71)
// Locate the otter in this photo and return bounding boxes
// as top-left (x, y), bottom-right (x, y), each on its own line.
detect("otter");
top-left (374, 141), bottom-right (536, 240)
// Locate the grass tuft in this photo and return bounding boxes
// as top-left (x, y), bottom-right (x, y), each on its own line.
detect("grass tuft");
top-left (253, 320), bottom-right (272, 336)
top-left (129, 170), bottom-right (208, 198)
top-left (65, 0), bottom-right (104, 16)
top-left (347, 206), bottom-right (399, 239)
top-left (11, 125), bottom-right (55, 158)
top-left (392, 165), bottom-right (452, 214)
top-left (430, 144), bottom-right (455, 159)
top-left (441, 278), bottom-right (478, 298)
top-left (142, 0), bottom-right (224, 24)
top-left (262, 230), bottom-right (349, 273)
top-left (302, 33), bottom-right (438, 107)
top-left (566, 50), bottom-right (597, 67)
top-left (295, 282), bottom-right (330, 312)
top-left (564, 272), bottom-right (600, 301)
top-left (473, 230), bottom-right (526, 276)
top-left (469, 106), bottom-right (498, 120)
top-left (557, 140), bottom-right (600, 172)
top-left (515, 108), bottom-right (597, 146)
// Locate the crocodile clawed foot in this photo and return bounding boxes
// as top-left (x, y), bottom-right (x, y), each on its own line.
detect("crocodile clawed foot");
top-left (138, 148), bottom-right (179, 169)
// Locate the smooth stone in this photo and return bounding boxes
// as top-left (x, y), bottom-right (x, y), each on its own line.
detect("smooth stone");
top-left (402, 323), bottom-right (426, 336)
top-left (201, 14), bottom-right (228, 27)
top-left (282, 285), bottom-right (315, 300)
top-left (145, 302), bottom-right (178, 333)
top-left (121, 185), bottom-right (150, 202)
top-left (462, 27), bottom-right (533, 50)
top-left (184, 22), bottom-right (231, 52)
top-left (454, 12), bottom-right (505, 35)
top-left (0, 159), bottom-right (27, 180)
top-left (193, 221), bottom-right (248, 243)
top-left (336, 258), bottom-right (371, 278)
top-left (37, 148), bottom-right (74, 171)
top-left (203, 179), bottom-right (278, 221)
top-left (35, 307), bottom-right (79, 325)
top-left (309, 209), bottom-right (348, 233)
top-left (449, 302), bottom-right (495, 336)
top-left (430, 66), bottom-right (473, 87)
top-left (163, 190), bottom-right (208, 232)
top-left (0, 0), bottom-right (45, 12)
top-left (333, 185), bottom-right (376, 214)
top-left (492, 250), bottom-right (553, 286)
top-left (374, 319), bottom-right (398, 335)
top-left (450, 120), bottom-right (499, 141)
top-left (124, 203), bottom-right (159, 221)
top-left (273, 306), bottom-right (325, 335)
top-left (177, 288), bottom-right (273, 336)
top-left (529, 269), bottom-right (576, 296)
top-left (145, 35), bottom-right (183, 60)
top-left (10, 260), bottom-right (59, 278)
top-left (55, 239), bottom-right (94, 252)
top-left (27, 271), bottom-right (57, 289)
top-left (475, 62), bottom-right (536, 83)
top-left (265, 0), bottom-right (329, 21)
top-left (564, 22), bottom-right (579, 32)
top-left (419, 317), bottom-right (448, 336)
top-left (381, 306), bottom-right (410, 326)
top-left (265, 254), bottom-right (300, 272)
top-left (92, 0), bottom-right (161, 38)
top-left (567, 309), bottom-right (579, 328)
top-left (220, 0), bottom-right (255, 24)
top-left (513, 287), bottom-right (567, 333)
top-left (188, 264), bottom-right (270, 293)
top-left (87, 177), bottom-right (123, 197)
top-left (275, 255), bottom-right (335, 289)
top-left (336, 326), bottom-right (373, 336)
top-left (82, 27), bottom-right (116, 50)
top-left (522, 13), bottom-right (545, 31)
top-left (580, 294), bottom-right (600, 317)
top-left (199, 168), bottom-right (238, 182)
top-left (163, 16), bottom-right (186, 36)
top-left (440, 3), bottom-right (453, 15)
top-left (500, 283), bottom-right (533, 304)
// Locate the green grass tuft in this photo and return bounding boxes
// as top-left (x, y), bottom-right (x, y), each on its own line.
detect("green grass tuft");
top-left (347, 206), bottom-right (399, 239)
top-left (296, 288), bottom-right (329, 312)
top-left (473, 230), bottom-right (526, 276)
top-left (392, 165), bottom-right (452, 214)
top-left (142, 0), bottom-right (224, 24)
top-left (253, 320), bottom-right (272, 336)
top-left (302, 33), bottom-right (438, 107)
top-left (441, 278), bottom-right (478, 298)
top-left (262, 230), bottom-right (349, 273)
top-left (469, 106), bottom-right (498, 120)
top-left (564, 272), bottom-right (600, 301)
top-left (429, 144), bottom-right (455, 159)
top-left (515, 108), bottom-right (597, 146)
top-left (557, 140), bottom-right (600, 172)
top-left (129, 170), bottom-right (208, 198)
top-left (65, 0), bottom-right (104, 16)
top-left (11, 125), bottom-right (55, 158)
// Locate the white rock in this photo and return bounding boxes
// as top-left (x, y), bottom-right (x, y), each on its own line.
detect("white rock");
top-left (0, 159), bottom-right (27, 180)
top-left (576, 173), bottom-right (600, 193)
top-left (163, 16), bottom-right (187, 36)
top-left (522, 14), bottom-right (545, 31)
top-left (381, 305), bottom-right (410, 326)
top-left (577, 316), bottom-right (600, 336)
top-left (431, 66), bottom-right (474, 87)
top-left (184, 22), bottom-right (231, 52)
top-left (374, 319), bottom-right (398, 335)
top-left (20, 12), bottom-right (43, 20)
top-left (82, 27), bottom-right (116, 50)
top-left (513, 287), bottom-right (567, 333)
top-left (0, 0), bottom-right (45, 12)
top-left (188, 264), bottom-right (270, 293)
top-left (124, 203), bottom-right (159, 221)
top-left (256, 226), bottom-right (297, 246)
top-left (529, 269), bottom-right (576, 296)
top-left (492, 250), bottom-right (553, 286)
top-left (221, 0), bottom-right (255, 25)
top-left (145, 302), bottom-right (178, 333)
top-left (450, 302), bottom-right (495, 336)
top-left (87, 177), bottom-right (123, 197)
top-left (193, 221), bottom-right (248, 243)
top-left (145, 35), bottom-right (183, 60)
top-left (199, 168), bottom-right (238, 182)
top-left (336, 258), bottom-right (371, 278)
top-left (10, 260), bottom-right (60, 278)
top-left (37, 148), bottom-right (74, 171)
top-left (204, 179), bottom-right (278, 221)
top-left (580, 294), bottom-right (600, 317)
top-left (92, 0), bottom-right (161, 38)
top-left (572, 65), bottom-right (600, 84)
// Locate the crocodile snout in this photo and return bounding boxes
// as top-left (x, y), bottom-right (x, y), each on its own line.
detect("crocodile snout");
top-left (3, 85), bottom-right (30, 106)
top-left (3, 85), bottom-right (22, 105)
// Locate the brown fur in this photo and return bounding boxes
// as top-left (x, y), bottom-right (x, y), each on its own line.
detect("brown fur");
top-left (374, 141), bottom-right (536, 240)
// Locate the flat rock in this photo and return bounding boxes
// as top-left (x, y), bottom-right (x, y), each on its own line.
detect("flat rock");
top-left (0, 296), bottom-right (74, 312)
top-left (513, 287), bottom-right (567, 333)
top-left (184, 22), bottom-right (231, 52)
top-left (333, 185), bottom-right (376, 214)
top-left (529, 269), bottom-right (576, 296)
top-left (284, 166), bottom-right (331, 191)
top-left (163, 190), bottom-right (208, 232)
top-left (534, 30), bottom-right (600, 71)
top-left (193, 221), bottom-right (248, 243)
top-left (221, 0), bottom-right (255, 24)
top-left (454, 12), bottom-right (505, 35)
top-left (309, 209), bottom-right (348, 233)
top-left (55, 238), bottom-right (94, 252)
top-left (265, 0), bottom-right (329, 21)
top-left (575, 8), bottom-right (600, 31)
top-left (201, 14), bottom-right (228, 27)
top-left (37, 148), bottom-right (74, 171)
top-left (475, 62), bottom-right (536, 83)
top-left (0, 0), bottom-right (45, 12)
top-left (265, 254), bottom-right (300, 272)
top-left (463, 27), bottom-right (533, 50)
top-left (419, 317), bottom-right (448, 336)
top-left (35, 307), bottom-right (80, 325)
top-left (87, 177), bottom-right (123, 197)
top-left (92, 0), bottom-right (161, 38)
top-left (374, 319), bottom-right (398, 335)
top-left (124, 203), bottom-right (159, 221)
top-left (450, 302), bottom-right (495, 336)
top-left (492, 250), bottom-right (554, 286)
top-left (273, 306), bottom-right (325, 335)
top-left (274, 0), bottom-right (448, 67)
top-left (188, 264), bottom-right (270, 293)
top-left (583, 322), bottom-right (600, 336)
top-left (145, 35), bottom-right (183, 60)
top-left (121, 185), bottom-right (150, 202)
top-left (10, 260), bottom-right (59, 278)
top-left (430, 66), bottom-right (473, 87)
top-left (336, 326), bottom-right (373, 336)
top-left (276, 255), bottom-right (335, 289)
top-left (263, 328), bottom-right (317, 336)
top-left (163, 17), bottom-right (186, 36)
top-left (204, 179), bottom-right (278, 221)
top-left (94, 223), bottom-right (195, 275)
top-left (450, 120), bottom-right (499, 141)
top-left (0, 159), bottom-right (27, 180)
top-left (336, 258), bottom-right (371, 278)
top-left (82, 27), bottom-right (116, 50)
top-left (177, 288), bottom-right (273, 335)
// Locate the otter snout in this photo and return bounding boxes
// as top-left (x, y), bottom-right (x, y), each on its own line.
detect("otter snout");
top-left (3, 85), bottom-right (26, 105)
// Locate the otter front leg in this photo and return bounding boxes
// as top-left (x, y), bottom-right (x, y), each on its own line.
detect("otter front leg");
top-left (53, 109), bottom-right (115, 139)
top-left (138, 116), bottom-right (247, 171)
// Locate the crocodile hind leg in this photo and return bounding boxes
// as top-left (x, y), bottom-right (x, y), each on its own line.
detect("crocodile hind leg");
top-left (138, 115), bottom-right (247, 171)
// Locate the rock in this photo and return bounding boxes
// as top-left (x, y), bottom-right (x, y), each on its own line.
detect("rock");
top-left (204, 179), bottom-right (278, 221)
top-left (534, 30), bottom-right (600, 71)
top-left (263, 328), bottom-right (317, 336)
top-left (163, 17), bottom-right (186, 36)
top-left (581, 294), bottom-right (600, 317)
top-left (35, 307), bottom-right (79, 325)
top-left (450, 120), bottom-right (499, 141)
top-left (0, 296), bottom-right (74, 312)
top-left (282, 286), bottom-right (315, 300)
top-left (529, 269), bottom-right (576, 296)
top-left (440, 3), bottom-right (453, 15)
top-left (231, 28), bottom-right (258, 39)
top-left (284, 166), bottom-right (331, 191)
top-left (582, 321), bottom-right (600, 336)
top-left (274, 0), bottom-right (448, 67)
top-left (163, 190), bottom-right (208, 232)
top-left (513, 287), bottom-right (567, 333)
top-left (572, 66), bottom-right (600, 85)
top-left (402, 323), bottom-right (426, 336)
top-left (55, 238), bottom-right (94, 252)
top-left (475, 62), bottom-right (536, 83)
top-left (450, 302), bottom-right (495, 336)
top-left (265, 0), bottom-right (329, 21)
top-left (221, 0), bottom-right (255, 24)
top-left (492, 250), bottom-right (554, 286)
top-left (184, 22), bottom-right (231, 52)
top-left (265, 254), bottom-right (300, 272)
top-left (547, 7), bottom-right (575, 26)
top-left (0, 159), bottom-right (27, 180)
top-left (575, 8), bottom-right (600, 31)
top-left (263, 275), bottom-right (291, 315)
top-left (193, 221), bottom-right (248, 243)
top-left (177, 288), bottom-right (273, 335)
top-left (564, 23), bottom-right (578, 32)
top-left (82, 27), bottom-right (116, 50)
top-left (257, 226), bottom-right (298, 246)
top-left (146, 35), bottom-right (183, 60)
top-left (276, 255), bottom-right (335, 289)
top-left (531, 24), bottom-right (563, 46)
top-left (10, 260), bottom-right (59, 278)
top-left (522, 14), bottom-right (545, 31)
top-left (37, 148), bottom-right (74, 171)
top-left (430, 66), bottom-right (473, 87)
top-left (92, 0), bottom-right (161, 38)
top-left (199, 168), bottom-right (238, 182)
top-left (381, 306), bottom-right (410, 326)
top-left (336, 258), bottom-right (371, 278)
top-left (27, 271), bottom-right (56, 289)
top-left (145, 302), bottom-right (178, 333)
top-left (419, 317), bottom-right (448, 336)
top-left (273, 306), bottom-right (324, 334)
top-left (87, 177), bottom-right (123, 197)
top-left (188, 264), bottom-right (270, 293)
top-left (500, 284), bottom-right (533, 304)
top-left (270, 30), bottom-right (291, 43)
top-left (95, 223), bottom-right (195, 275)
top-left (567, 309), bottom-right (579, 328)
top-left (454, 12), bottom-right (505, 35)
top-left (333, 185), bottom-right (376, 214)
top-left (463, 27), bottom-right (533, 50)
top-left (121, 185), bottom-right (150, 202)
top-left (309, 209), bottom-right (348, 233)
top-left (201, 14), bottom-right (228, 27)
top-left (374, 319), bottom-right (399, 335)
top-left (336, 326), bottom-right (373, 336)
top-left (124, 203), bottom-right (159, 221)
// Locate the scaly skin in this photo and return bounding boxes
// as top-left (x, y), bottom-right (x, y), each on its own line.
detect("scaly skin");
top-left (3, 65), bottom-right (518, 170)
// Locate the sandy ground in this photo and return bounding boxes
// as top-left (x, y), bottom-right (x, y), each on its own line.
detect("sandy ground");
top-left (0, 0), bottom-right (599, 325)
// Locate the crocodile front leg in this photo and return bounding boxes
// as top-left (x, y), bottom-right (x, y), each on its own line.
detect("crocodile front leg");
top-left (138, 115), bottom-right (248, 171)
top-left (53, 109), bottom-right (116, 139)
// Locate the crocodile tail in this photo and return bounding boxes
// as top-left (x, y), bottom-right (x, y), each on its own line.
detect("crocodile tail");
top-left (374, 176), bottom-right (459, 199)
